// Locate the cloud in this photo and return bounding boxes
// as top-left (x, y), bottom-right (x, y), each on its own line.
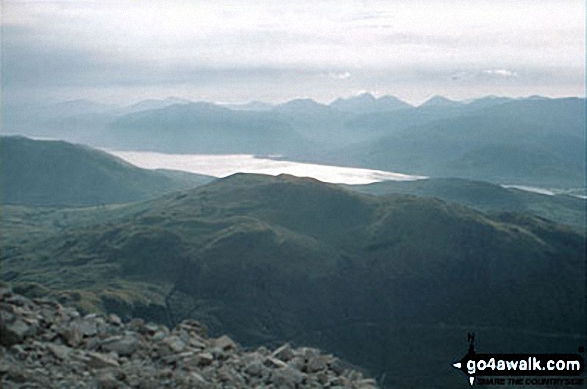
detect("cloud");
top-left (2, 0), bottom-right (584, 104)
top-left (328, 72), bottom-right (351, 80)
top-left (483, 69), bottom-right (518, 78)
top-left (449, 69), bottom-right (519, 81)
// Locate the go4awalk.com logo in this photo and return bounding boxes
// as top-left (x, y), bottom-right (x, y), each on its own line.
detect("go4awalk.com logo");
top-left (452, 333), bottom-right (585, 386)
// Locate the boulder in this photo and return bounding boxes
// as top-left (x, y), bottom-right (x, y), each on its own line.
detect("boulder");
top-left (101, 334), bottom-right (141, 356)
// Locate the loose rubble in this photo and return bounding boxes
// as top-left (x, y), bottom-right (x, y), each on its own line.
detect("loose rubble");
top-left (0, 286), bottom-right (379, 388)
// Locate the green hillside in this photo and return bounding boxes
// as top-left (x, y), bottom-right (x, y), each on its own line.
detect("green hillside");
top-left (1, 173), bottom-right (583, 388)
top-left (0, 136), bottom-right (213, 207)
top-left (346, 178), bottom-right (586, 228)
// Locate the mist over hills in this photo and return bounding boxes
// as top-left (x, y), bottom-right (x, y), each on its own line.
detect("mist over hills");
top-left (323, 97), bottom-right (586, 188)
top-left (0, 136), bottom-right (213, 207)
top-left (4, 94), bottom-right (584, 189)
top-left (106, 102), bottom-right (316, 154)
top-left (1, 173), bottom-right (584, 388)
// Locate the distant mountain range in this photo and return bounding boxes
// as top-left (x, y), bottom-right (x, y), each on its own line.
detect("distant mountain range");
top-left (323, 97), bottom-right (586, 188)
top-left (3, 95), bottom-right (585, 187)
top-left (0, 136), bottom-right (213, 207)
top-left (106, 102), bottom-right (313, 154)
top-left (330, 93), bottom-right (413, 113)
top-left (1, 173), bottom-right (583, 388)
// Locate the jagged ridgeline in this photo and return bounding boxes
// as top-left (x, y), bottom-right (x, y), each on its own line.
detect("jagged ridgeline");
top-left (2, 173), bottom-right (584, 388)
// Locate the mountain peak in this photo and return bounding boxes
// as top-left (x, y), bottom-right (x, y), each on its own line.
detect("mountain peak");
top-left (330, 93), bottom-right (411, 112)
top-left (419, 95), bottom-right (461, 108)
top-left (273, 98), bottom-right (331, 112)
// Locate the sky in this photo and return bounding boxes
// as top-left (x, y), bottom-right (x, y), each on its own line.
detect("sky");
top-left (2, 0), bottom-right (585, 105)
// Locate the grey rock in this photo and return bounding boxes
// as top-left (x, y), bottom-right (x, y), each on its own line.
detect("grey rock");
top-left (46, 343), bottom-right (72, 360)
top-left (287, 355), bottom-right (305, 371)
top-left (269, 366), bottom-right (305, 387)
top-left (1, 318), bottom-right (36, 346)
top-left (101, 334), bottom-right (141, 356)
top-left (162, 335), bottom-right (186, 353)
top-left (96, 372), bottom-right (122, 389)
top-left (212, 334), bottom-right (236, 351)
top-left (244, 361), bottom-right (265, 377)
top-left (271, 343), bottom-right (295, 362)
top-left (86, 352), bottom-right (120, 369)
top-left (71, 316), bottom-right (98, 337)
top-left (186, 371), bottom-right (207, 384)
top-left (107, 314), bottom-right (122, 326)
top-left (306, 355), bottom-right (328, 373)
top-left (152, 331), bottom-right (166, 341)
top-left (0, 290), bottom-right (381, 389)
top-left (264, 356), bottom-right (288, 369)
top-left (195, 352), bottom-right (214, 366)
top-left (60, 327), bottom-right (83, 347)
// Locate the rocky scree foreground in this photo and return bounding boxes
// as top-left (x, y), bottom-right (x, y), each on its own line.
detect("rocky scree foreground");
top-left (0, 287), bottom-right (379, 388)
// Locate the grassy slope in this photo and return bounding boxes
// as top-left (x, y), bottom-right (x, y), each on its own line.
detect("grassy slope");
top-left (0, 136), bottom-right (214, 207)
top-left (1, 173), bottom-right (584, 388)
top-left (345, 178), bottom-right (586, 228)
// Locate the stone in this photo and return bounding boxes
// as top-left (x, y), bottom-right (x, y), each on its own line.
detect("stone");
top-left (86, 352), bottom-right (120, 369)
top-left (60, 327), bottom-right (83, 347)
top-left (264, 356), bottom-right (288, 369)
top-left (1, 318), bottom-right (35, 346)
top-left (211, 334), bottom-right (236, 351)
top-left (101, 334), bottom-right (141, 356)
top-left (196, 352), bottom-right (214, 366)
top-left (107, 314), bottom-right (122, 326)
top-left (139, 378), bottom-right (158, 389)
top-left (0, 290), bottom-right (382, 389)
top-left (244, 361), bottom-right (265, 377)
top-left (270, 366), bottom-right (306, 388)
top-left (357, 378), bottom-right (378, 389)
top-left (96, 372), bottom-right (122, 389)
top-left (306, 355), bottom-right (328, 373)
top-left (189, 337), bottom-right (206, 349)
top-left (71, 316), bottom-right (98, 337)
top-left (271, 343), bottom-right (295, 362)
top-left (329, 357), bottom-right (346, 375)
top-left (162, 335), bottom-right (186, 353)
top-left (152, 331), bottom-right (166, 341)
top-left (187, 371), bottom-right (207, 385)
top-left (287, 355), bottom-right (305, 371)
top-left (46, 343), bottom-right (72, 360)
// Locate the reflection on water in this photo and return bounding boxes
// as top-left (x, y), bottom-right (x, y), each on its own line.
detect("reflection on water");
top-left (106, 150), bottom-right (426, 185)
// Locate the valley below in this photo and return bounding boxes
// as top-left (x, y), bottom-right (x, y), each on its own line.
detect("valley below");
top-left (1, 94), bottom-right (586, 388)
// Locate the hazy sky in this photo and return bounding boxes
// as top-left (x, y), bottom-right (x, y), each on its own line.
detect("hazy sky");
top-left (3, 0), bottom-right (585, 105)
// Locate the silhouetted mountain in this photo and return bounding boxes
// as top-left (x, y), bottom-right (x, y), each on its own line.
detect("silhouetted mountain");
top-left (419, 95), bottom-right (462, 108)
top-left (2, 173), bottom-right (583, 388)
top-left (220, 101), bottom-right (274, 111)
top-left (120, 97), bottom-right (192, 115)
top-left (463, 95), bottom-right (514, 109)
top-left (269, 99), bottom-right (352, 147)
top-left (272, 98), bottom-right (333, 114)
top-left (107, 102), bottom-right (311, 154)
top-left (330, 93), bottom-right (412, 113)
top-left (0, 136), bottom-right (213, 207)
top-left (323, 97), bottom-right (586, 187)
